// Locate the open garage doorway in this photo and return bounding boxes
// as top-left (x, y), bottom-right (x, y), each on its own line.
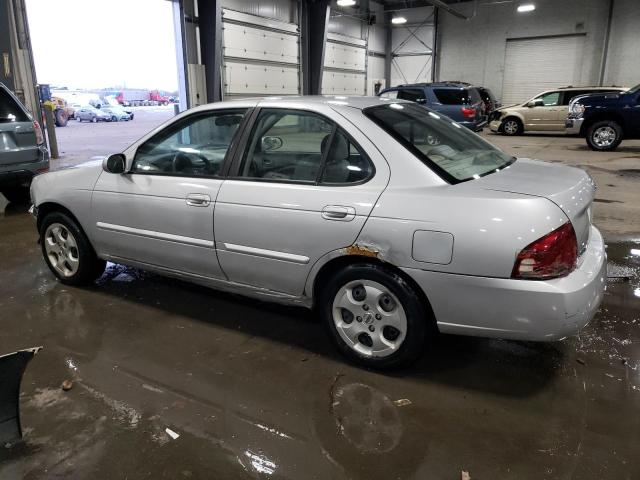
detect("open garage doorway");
top-left (24, 0), bottom-right (180, 169)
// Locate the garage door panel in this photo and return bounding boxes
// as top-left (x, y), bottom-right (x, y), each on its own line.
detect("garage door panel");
top-left (502, 35), bottom-right (585, 105)
top-left (322, 71), bottom-right (365, 95)
top-left (324, 43), bottom-right (366, 71)
top-left (223, 22), bottom-right (299, 64)
top-left (225, 61), bottom-right (299, 95)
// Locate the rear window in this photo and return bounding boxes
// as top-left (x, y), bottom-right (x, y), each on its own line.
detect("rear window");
top-left (0, 87), bottom-right (29, 123)
top-left (365, 103), bottom-right (514, 184)
top-left (433, 88), bottom-right (480, 105)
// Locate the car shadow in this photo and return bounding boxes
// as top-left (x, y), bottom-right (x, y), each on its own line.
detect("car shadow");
top-left (92, 262), bottom-right (562, 398)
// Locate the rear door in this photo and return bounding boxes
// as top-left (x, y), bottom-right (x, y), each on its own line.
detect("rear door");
top-left (214, 104), bottom-right (389, 296)
top-left (0, 86), bottom-right (39, 167)
top-left (92, 108), bottom-right (248, 278)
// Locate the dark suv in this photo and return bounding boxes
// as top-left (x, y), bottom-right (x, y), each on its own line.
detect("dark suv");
top-left (0, 83), bottom-right (49, 203)
top-left (566, 84), bottom-right (640, 151)
top-left (378, 82), bottom-right (487, 131)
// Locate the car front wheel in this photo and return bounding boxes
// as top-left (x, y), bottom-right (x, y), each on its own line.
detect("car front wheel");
top-left (40, 212), bottom-right (106, 286)
top-left (501, 117), bottom-right (523, 135)
top-left (586, 120), bottom-right (622, 151)
top-left (320, 263), bottom-right (430, 369)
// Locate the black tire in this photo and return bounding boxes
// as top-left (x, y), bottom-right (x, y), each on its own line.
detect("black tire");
top-left (111, 116), bottom-right (117, 122)
top-left (501, 117), bottom-right (523, 136)
top-left (54, 110), bottom-right (68, 127)
top-left (586, 120), bottom-right (622, 151)
top-left (319, 263), bottom-right (430, 369)
top-left (1, 186), bottom-right (30, 203)
top-left (39, 211), bottom-right (106, 286)
top-left (77, 115), bottom-right (82, 122)
top-left (91, 116), bottom-right (97, 123)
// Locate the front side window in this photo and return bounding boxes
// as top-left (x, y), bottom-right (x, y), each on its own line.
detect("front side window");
top-left (133, 109), bottom-right (246, 177)
top-left (365, 103), bottom-right (514, 183)
top-left (238, 108), bottom-right (374, 184)
top-left (533, 92), bottom-right (560, 106)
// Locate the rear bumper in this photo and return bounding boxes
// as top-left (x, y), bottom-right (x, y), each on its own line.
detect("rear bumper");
top-left (565, 117), bottom-right (584, 135)
top-left (403, 226), bottom-right (607, 341)
top-left (0, 150), bottom-right (49, 188)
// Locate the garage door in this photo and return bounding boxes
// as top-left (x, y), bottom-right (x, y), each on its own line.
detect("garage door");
top-left (222, 9), bottom-right (300, 98)
top-left (321, 32), bottom-right (366, 95)
top-left (501, 34), bottom-right (585, 105)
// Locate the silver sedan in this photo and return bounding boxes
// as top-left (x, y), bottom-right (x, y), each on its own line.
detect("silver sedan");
top-left (30, 96), bottom-right (606, 368)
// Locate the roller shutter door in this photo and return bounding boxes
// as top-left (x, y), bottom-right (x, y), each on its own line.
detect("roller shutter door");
top-left (322, 32), bottom-right (366, 96)
top-left (222, 9), bottom-right (300, 98)
top-left (501, 35), bottom-right (585, 105)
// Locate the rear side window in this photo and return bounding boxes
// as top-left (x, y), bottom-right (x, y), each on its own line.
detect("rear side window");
top-left (433, 88), bottom-right (476, 105)
top-left (0, 88), bottom-right (29, 123)
top-left (397, 89), bottom-right (426, 103)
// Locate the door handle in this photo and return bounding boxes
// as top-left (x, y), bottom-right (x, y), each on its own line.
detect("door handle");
top-left (186, 193), bottom-right (211, 207)
top-left (322, 205), bottom-right (356, 221)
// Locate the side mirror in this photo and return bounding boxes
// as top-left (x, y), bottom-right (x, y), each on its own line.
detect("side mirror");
top-left (261, 136), bottom-right (283, 152)
top-left (527, 99), bottom-right (544, 107)
top-left (103, 153), bottom-right (126, 174)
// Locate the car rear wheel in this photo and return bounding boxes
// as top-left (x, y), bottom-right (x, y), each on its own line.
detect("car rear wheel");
top-left (40, 212), bottom-right (106, 286)
top-left (91, 116), bottom-right (97, 123)
top-left (501, 117), bottom-right (523, 136)
top-left (586, 120), bottom-right (622, 151)
top-left (320, 263), bottom-right (430, 369)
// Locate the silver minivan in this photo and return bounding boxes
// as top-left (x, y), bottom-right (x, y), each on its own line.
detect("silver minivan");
top-left (0, 82), bottom-right (49, 203)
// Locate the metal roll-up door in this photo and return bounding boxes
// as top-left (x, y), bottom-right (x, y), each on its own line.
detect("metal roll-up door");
top-left (222, 9), bottom-right (300, 98)
top-left (501, 34), bottom-right (586, 105)
top-left (322, 32), bottom-right (366, 96)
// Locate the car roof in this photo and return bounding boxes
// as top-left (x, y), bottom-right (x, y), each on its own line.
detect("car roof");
top-left (556, 86), bottom-right (627, 91)
top-left (190, 95), bottom-right (401, 112)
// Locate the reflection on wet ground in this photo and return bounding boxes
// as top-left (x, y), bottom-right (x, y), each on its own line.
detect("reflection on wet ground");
top-left (1, 201), bottom-right (639, 479)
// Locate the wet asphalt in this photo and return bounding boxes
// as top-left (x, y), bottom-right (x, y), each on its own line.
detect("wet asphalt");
top-left (1, 201), bottom-right (639, 479)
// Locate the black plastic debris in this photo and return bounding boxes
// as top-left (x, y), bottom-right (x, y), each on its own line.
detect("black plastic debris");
top-left (0, 347), bottom-right (42, 444)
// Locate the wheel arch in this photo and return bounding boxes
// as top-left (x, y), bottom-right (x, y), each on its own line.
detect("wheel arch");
top-left (37, 202), bottom-right (86, 236)
top-left (309, 253), bottom-right (436, 328)
top-left (580, 112), bottom-right (627, 136)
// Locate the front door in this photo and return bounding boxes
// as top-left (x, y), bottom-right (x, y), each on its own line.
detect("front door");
top-left (526, 91), bottom-right (563, 131)
top-left (214, 106), bottom-right (389, 296)
top-left (91, 108), bottom-right (248, 279)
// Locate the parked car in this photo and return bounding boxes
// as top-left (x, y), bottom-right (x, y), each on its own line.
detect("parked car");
top-left (378, 82), bottom-right (487, 131)
top-left (489, 86), bottom-right (627, 135)
top-left (566, 84), bottom-right (640, 151)
top-left (0, 82), bottom-right (49, 203)
top-left (75, 105), bottom-right (111, 123)
top-left (30, 96), bottom-right (605, 369)
top-left (100, 105), bottom-right (130, 122)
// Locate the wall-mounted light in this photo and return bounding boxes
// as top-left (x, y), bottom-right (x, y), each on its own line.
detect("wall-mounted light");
top-left (391, 16), bottom-right (407, 24)
top-left (337, 0), bottom-right (356, 6)
top-left (517, 4), bottom-right (535, 12)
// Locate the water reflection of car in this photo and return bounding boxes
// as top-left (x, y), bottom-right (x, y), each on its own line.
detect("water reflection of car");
top-left (75, 105), bottom-right (111, 123)
top-left (100, 105), bottom-right (130, 122)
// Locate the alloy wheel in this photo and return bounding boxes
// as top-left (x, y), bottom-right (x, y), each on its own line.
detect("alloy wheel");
top-left (332, 280), bottom-right (407, 358)
top-left (592, 126), bottom-right (616, 147)
top-left (44, 223), bottom-right (80, 278)
top-left (503, 120), bottom-right (519, 135)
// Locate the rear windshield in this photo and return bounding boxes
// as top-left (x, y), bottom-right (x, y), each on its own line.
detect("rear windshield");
top-left (0, 87), bottom-right (29, 123)
top-left (433, 88), bottom-right (480, 105)
top-left (365, 103), bottom-right (514, 183)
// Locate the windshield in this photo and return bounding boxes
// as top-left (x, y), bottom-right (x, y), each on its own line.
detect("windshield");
top-left (365, 103), bottom-right (514, 183)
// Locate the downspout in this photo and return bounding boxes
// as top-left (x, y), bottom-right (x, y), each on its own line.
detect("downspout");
top-left (598, 0), bottom-right (614, 86)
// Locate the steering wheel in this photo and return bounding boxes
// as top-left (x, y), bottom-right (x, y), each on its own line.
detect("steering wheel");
top-left (171, 151), bottom-right (212, 174)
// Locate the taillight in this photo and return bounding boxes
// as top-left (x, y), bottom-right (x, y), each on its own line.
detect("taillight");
top-left (461, 106), bottom-right (476, 119)
top-left (512, 222), bottom-right (578, 280)
top-left (33, 121), bottom-right (45, 145)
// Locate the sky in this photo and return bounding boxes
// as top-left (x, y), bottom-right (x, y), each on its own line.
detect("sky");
top-left (25, 0), bottom-right (179, 92)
